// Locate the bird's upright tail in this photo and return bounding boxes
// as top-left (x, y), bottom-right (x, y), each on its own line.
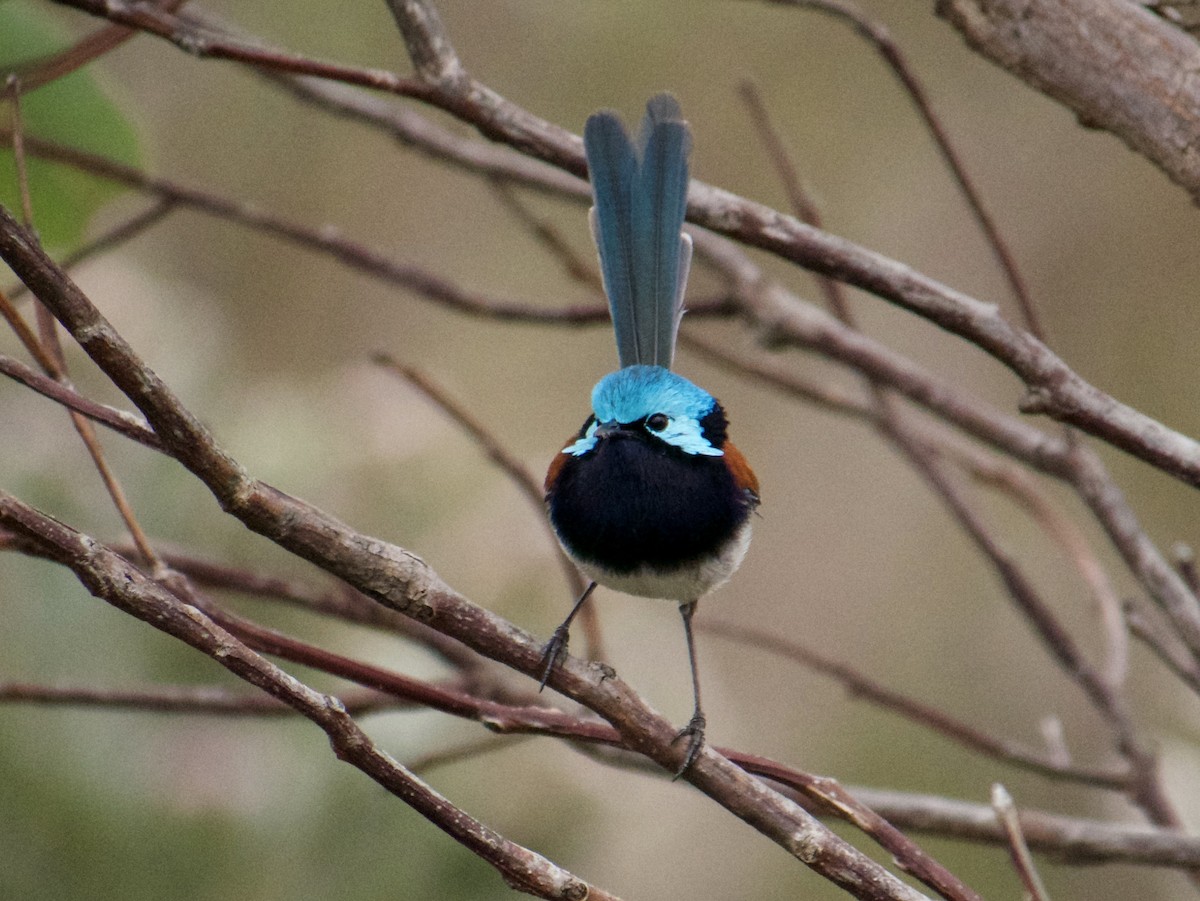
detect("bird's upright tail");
top-left (584, 93), bottom-right (693, 371)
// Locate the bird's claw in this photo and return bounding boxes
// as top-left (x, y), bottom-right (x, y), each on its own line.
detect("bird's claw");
top-left (672, 712), bottom-right (706, 779)
top-left (538, 626), bottom-right (570, 691)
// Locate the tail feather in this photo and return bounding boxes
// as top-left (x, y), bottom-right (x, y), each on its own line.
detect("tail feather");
top-left (585, 93), bottom-right (692, 370)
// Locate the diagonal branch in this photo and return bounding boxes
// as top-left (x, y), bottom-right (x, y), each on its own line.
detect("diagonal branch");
top-left (46, 0), bottom-right (1200, 486)
top-left (0, 491), bottom-right (617, 901)
top-left (0, 202), bottom-right (935, 901)
top-left (938, 0), bottom-right (1200, 203)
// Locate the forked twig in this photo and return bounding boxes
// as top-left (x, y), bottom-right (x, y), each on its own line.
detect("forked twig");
top-left (0, 203), bottom-right (936, 899)
top-left (3, 82), bottom-right (161, 572)
top-left (0, 492), bottom-right (620, 901)
top-left (753, 0), bottom-right (1043, 338)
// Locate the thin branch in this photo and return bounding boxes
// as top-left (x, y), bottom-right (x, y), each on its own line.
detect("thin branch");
top-left (5, 86), bottom-right (161, 572)
top-left (992, 784), bottom-right (1053, 901)
top-left (0, 131), bottom-right (599, 322)
top-left (406, 734), bottom-right (532, 775)
top-left (753, 762), bottom-right (985, 901)
top-left (753, 0), bottom-right (1042, 338)
top-left (47, 0), bottom-right (435, 101)
top-left (6, 198), bottom-right (178, 304)
top-left (7, 0), bottom-right (190, 92)
top-left (489, 179), bottom-right (603, 291)
top-left (374, 356), bottom-right (581, 593)
top-left (261, 71), bottom-right (584, 198)
top-left (45, 0), bottom-right (1200, 486)
top-left (0, 202), bottom-right (936, 901)
top-left (374, 357), bottom-right (603, 661)
top-left (0, 130), bottom-right (733, 326)
top-left (135, 543), bottom-right (486, 674)
top-left (531, 740), bottom-right (1200, 870)
top-left (4, 77), bottom-right (36, 227)
top-left (958, 446), bottom-right (1129, 689)
top-left (1175, 543), bottom-right (1200, 596)
top-left (703, 620), bottom-right (1128, 789)
top-left (841, 785), bottom-right (1200, 869)
top-left (0, 492), bottom-right (618, 901)
top-left (0, 681), bottom-right (402, 716)
top-left (0, 352), bottom-right (161, 448)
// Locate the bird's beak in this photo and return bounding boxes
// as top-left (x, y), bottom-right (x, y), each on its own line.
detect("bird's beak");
top-left (593, 420), bottom-right (621, 439)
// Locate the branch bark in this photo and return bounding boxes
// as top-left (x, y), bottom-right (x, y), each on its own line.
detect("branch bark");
top-left (0, 492), bottom-right (613, 901)
top-left (43, 0), bottom-right (1200, 487)
top-left (0, 203), bottom-right (936, 900)
top-left (938, 0), bottom-right (1200, 202)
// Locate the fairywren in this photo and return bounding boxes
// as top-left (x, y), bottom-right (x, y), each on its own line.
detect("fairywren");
top-left (541, 94), bottom-right (760, 775)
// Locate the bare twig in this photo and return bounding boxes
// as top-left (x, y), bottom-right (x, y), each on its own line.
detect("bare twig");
top-left (5, 83), bottom-right (161, 572)
top-left (845, 785), bottom-right (1200, 869)
top-left (754, 761), bottom-right (984, 901)
top-left (0, 202), bottom-right (936, 901)
top-left (131, 543), bottom-right (486, 673)
top-left (0, 352), bottom-right (161, 448)
top-left (1174, 542), bottom-right (1200, 595)
top-left (374, 357), bottom-right (603, 661)
top-left (0, 681), bottom-right (401, 716)
top-left (47, 0), bottom-right (1200, 485)
top-left (704, 620), bottom-right (1127, 789)
top-left (992, 784), bottom-right (1053, 901)
top-left (6, 198), bottom-right (178, 304)
top-left (489, 180), bottom-right (602, 290)
top-left (0, 130), bottom-right (734, 326)
top-left (752, 0), bottom-right (1042, 338)
top-left (406, 734), bottom-right (532, 775)
top-left (47, 0), bottom-right (435, 100)
top-left (7, 0), bottom-right (190, 92)
top-left (0, 492), bottom-right (618, 901)
top-left (373, 356), bottom-right (582, 592)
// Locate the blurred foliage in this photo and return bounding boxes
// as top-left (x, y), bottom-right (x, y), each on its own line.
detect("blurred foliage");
top-left (0, 0), bottom-right (140, 250)
top-left (0, 1), bottom-right (1198, 899)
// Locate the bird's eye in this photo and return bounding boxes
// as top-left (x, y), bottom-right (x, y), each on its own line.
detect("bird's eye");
top-left (646, 413), bottom-right (670, 432)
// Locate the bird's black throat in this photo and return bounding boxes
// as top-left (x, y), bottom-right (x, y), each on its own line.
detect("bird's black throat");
top-left (547, 419), bottom-right (753, 574)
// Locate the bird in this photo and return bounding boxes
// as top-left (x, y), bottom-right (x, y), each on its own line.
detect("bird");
top-left (541, 94), bottom-right (760, 776)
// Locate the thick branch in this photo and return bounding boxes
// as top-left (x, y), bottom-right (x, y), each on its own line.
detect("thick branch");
top-left (0, 493), bottom-right (611, 901)
top-left (938, 0), bottom-right (1200, 202)
top-left (44, 0), bottom-right (1200, 486)
top-left (0, 205), bottom-right (934, 900)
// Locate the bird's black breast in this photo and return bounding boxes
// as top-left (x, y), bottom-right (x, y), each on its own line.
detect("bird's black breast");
top-left (546, 428), bottom-right (755, 574)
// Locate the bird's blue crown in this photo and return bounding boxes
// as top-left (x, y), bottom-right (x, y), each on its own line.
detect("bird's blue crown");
top-left (544, 96), bottom-right (757, 775)
top-left (564, 364), bottom-right (723, 458)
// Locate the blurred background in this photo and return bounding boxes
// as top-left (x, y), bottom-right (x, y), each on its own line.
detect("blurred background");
top-left (3, 1), bottom-right (1200, 898)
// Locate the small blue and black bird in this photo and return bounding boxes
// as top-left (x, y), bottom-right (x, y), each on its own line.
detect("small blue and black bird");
top-left (542, 94), bottom-right (760, 774)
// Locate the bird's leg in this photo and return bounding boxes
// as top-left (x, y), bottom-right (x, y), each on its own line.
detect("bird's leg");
top-left (538, 581), bottom-right (598, 691)
top-left (672, 599), bottom-right (706, 778)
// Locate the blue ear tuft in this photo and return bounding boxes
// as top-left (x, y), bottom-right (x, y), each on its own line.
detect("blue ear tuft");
top-left (585, 93), bottom-right (692, 370)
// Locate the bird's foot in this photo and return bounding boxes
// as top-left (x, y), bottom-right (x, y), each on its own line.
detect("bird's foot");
top-left (672, 711), bottom-right (706, 779)
top-left (537, 625), bottom-right (570, 691)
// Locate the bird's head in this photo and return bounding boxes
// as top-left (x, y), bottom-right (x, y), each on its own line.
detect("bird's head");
top-left (563, 364), bottom-right (727, 458)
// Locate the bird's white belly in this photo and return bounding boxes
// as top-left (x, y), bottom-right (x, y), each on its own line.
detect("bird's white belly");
top-left (579, 520), bottom-right (752, 602)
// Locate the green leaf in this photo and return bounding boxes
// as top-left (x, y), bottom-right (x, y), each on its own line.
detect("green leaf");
top-left (0, 1), bottom-right (141, 251)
